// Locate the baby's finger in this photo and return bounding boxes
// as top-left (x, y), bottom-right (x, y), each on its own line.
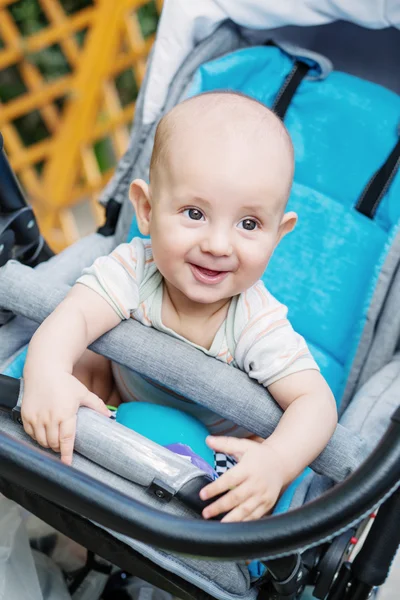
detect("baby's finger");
top-left (202, 482), bottom-right (250, 520)
top-left (221, 498), bottom-right (259, 523)
top-left (59, 418), bottom-right (76, 465)
top-left (81, 391), bottom-right (112, 417)
top-left (22, 419), bottom-right (35, 440)
top-left (221, 496), bottom-right (268, 523)
top-left (243, 504), bottom-right (271, 522)
top-left (45, 423), bottom-right (61, 453)
top-left (200, 463), bottom-right (246, 501)
top-left (206, 436), bottom-right (253, 459)
top-left (33, 424), bottom-right (49, 448)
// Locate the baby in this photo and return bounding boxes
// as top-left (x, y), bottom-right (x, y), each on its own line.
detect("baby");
top-left (22, 91), bottom-right (337, 523)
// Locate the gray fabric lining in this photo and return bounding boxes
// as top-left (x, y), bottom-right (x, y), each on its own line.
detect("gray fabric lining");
top-left (341, 229), bottom-right (400, 412)
top-left (295, 353), bottom-right (400, 507)
top-left (98, 47), bottom-right (156, 209)
top-left (356, 254), bottom-right (400, 385)
top-left (292, 354), bottom-right (400, 506)
top-left (268, 40), bottom-right (333, 79)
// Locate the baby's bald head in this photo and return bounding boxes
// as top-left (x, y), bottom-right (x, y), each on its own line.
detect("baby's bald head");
top-left (130, 92), bottom-right (298, 294)
top-left (149, 91), bottom-right (294, 216)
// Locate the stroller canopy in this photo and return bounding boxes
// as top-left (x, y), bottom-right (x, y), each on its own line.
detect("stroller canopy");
top-left (143, 0), bottom-right (400, 125)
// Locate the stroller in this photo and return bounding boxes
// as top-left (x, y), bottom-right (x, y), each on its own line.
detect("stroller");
top-left (0, 1), bottom-right (400, 598)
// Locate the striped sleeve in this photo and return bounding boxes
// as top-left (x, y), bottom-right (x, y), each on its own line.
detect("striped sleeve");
top-left (76, 238), bottom-right (145, 320)
top-left (234, 283), bottom-right (319, 387)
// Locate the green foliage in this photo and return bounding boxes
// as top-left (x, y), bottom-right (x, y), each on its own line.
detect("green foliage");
top-left (9, 0), bottom-right (49, 36)
top-left (0, 0), bottom-right (159, 152)
top-left (137, 1), bottom-right (158, 39)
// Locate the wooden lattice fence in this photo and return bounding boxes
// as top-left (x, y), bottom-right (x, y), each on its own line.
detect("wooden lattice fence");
top-left (0, 0), bottom-right (160, 250)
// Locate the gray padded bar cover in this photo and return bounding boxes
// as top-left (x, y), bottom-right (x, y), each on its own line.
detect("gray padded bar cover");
top-left (0, 261), bottom-right (372, 482)
top-left (13, 393), bottom-right (207, 490)
top-left (74, 408), bottom-right (210, 490)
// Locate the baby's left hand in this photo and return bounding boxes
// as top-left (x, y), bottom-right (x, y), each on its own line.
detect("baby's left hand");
top-left (200, 436), bottom-right (287, 522)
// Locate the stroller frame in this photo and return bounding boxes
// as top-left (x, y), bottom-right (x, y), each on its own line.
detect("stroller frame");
top-left (1, 18), bottom-right (400, 598)
top-left (0, 366), bottom-right (399, 600)
top-left (0, 130), bottom-right (400, 600)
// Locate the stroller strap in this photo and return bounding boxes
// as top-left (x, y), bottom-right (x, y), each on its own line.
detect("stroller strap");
top-left (356, 135), bottom-right (400, 218)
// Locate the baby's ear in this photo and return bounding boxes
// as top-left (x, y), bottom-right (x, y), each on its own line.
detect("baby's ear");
top-left (277, 211), bottom-right (297, 244)
top-left (129, 179), bottom-right (151, 236)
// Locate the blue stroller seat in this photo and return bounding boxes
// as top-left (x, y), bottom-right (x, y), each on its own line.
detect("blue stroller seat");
top-left (0, 10), bottom-right (399, 600)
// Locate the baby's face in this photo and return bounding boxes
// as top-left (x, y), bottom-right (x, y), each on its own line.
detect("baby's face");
top-left (145, 129), bottom-right (295, 307)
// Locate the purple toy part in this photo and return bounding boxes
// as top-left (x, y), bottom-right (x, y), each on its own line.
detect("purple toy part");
top-left (165, 443), bottom-right (218, 480)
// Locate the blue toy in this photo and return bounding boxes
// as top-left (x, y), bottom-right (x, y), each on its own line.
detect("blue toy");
top-left (115, 402), bottom-right (215, 468)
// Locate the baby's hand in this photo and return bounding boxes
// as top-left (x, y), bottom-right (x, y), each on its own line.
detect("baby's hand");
top-left (22, 371), bottom-right (111, 465)
top-left (200, 436), bottom-right (288, 522)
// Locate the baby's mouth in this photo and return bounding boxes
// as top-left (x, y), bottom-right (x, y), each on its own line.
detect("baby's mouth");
top-left (197, 266), bottom-right (222, 276)
top-left (189, 263), bottom-right (230, 285)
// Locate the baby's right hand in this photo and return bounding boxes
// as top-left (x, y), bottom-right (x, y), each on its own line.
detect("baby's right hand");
top-left (21, 371), bottom-right (111, 465)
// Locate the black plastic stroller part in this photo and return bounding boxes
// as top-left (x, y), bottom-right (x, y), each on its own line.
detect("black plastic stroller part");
top-left (344, 580), bottom-right (376, 600)
top-left (319, 489), bottom-right (400, 599)
top-left (259, 554), bottom-right (306, 599)
top-left (101, 569), bottom-right (134, 600)
top-left (326, 561), bottom-right (353, 600)
top-left (351, 486), bottom-right (400, 588)
top-left (148, 475), bottom-right (227, 519)
top-left (66, 550), bottom-right (112, 595)
top-left (0, 374), bottom-right (21, 414)
top-left (176, 475), bottom-right (227, 518)
top-left (313, 529), bottom-right (357, 598)
top-left (0, 132), bottom-right (53, 267)
top-left (326, 561), bottom-right (379, 600)
top-left (97, 198), bottom-right (122, 237)
top-left (0, 228), bottom-right (15, 268)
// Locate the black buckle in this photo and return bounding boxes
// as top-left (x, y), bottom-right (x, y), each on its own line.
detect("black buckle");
top-left (148, 478), bottom-right (176, 503)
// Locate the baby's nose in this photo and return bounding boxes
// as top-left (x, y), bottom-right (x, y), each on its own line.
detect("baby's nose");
top-left (201, 230), bottom-right (233, 257)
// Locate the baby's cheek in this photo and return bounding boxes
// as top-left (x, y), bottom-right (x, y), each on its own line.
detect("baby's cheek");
top-left (254, 244), bottom-right (276, 274)
top-left (152, 236), bottom-right (183, 280)
top-left (242, 255), bottom-right (271, 284)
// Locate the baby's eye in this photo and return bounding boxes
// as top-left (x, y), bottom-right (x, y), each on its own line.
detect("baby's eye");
top-left (183, 208), bottom-right (204, 221)
top-left (239, 218), bottom-right (258, 231)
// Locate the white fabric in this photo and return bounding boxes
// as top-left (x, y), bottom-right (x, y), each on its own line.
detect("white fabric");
top-left (143, 0), bottom-right (400, 125)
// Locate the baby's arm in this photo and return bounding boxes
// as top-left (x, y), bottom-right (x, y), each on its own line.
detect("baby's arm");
top-left (200, 370), bottom-right (337, 522)
top-left (22, 284), bottom-right (121, 464)
top-left (261, 370), bottom-right (337, 483)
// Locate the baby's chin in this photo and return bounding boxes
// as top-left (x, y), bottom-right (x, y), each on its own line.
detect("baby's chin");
top-left (183, 288), bottom-right (236, 306)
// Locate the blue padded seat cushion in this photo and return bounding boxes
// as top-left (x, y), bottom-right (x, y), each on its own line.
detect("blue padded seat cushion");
top-left (130, 45), bottom-right (400, 403)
